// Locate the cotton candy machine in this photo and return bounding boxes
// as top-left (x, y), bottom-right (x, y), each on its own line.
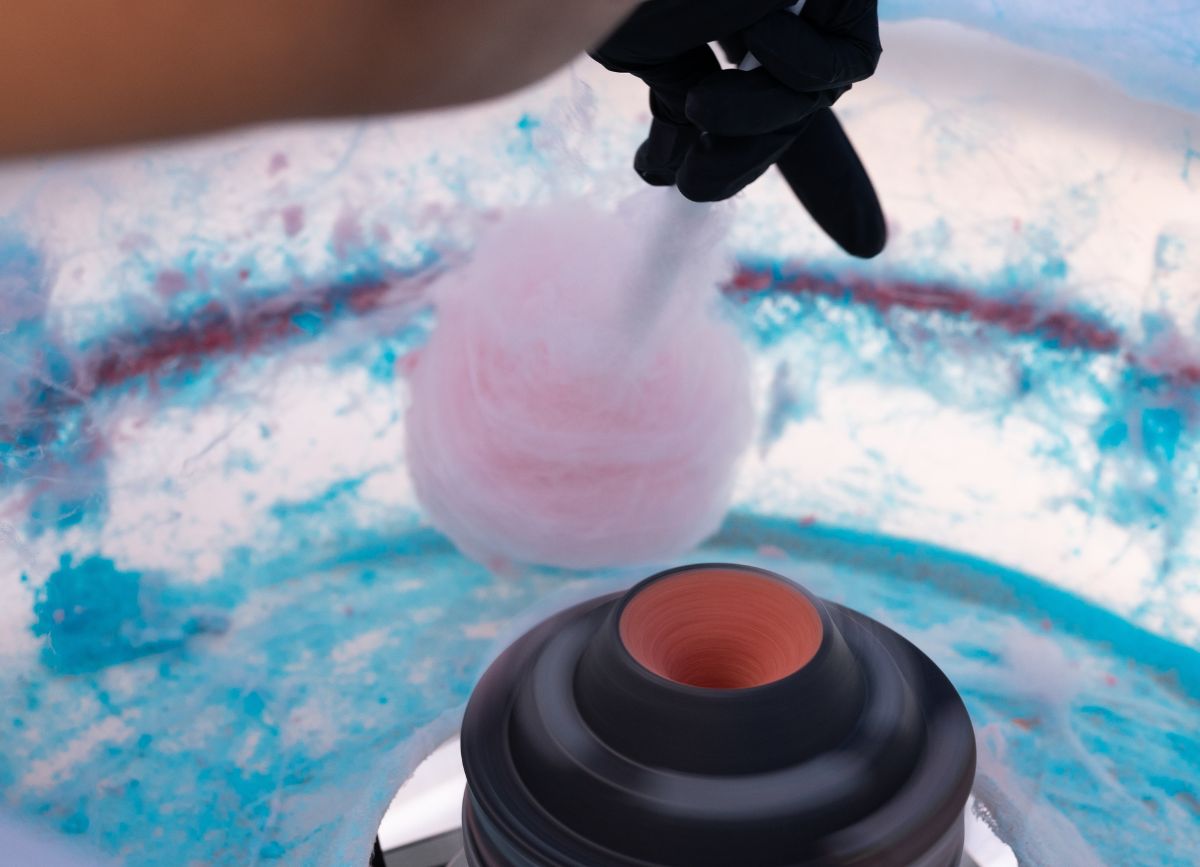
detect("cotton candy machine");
top-left (1, 6), bottom-right (1198, 866)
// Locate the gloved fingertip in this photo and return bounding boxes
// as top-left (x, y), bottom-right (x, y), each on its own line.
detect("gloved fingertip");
top-left (843, 226), bottom-right (887, 259)
top-left (632, 118), bottom-right (702, 187)
top-left (837, 208), bottom-right (888, 258)
top-left (675, 180), bottom-right (732, 203)
top-left (635, 165), bottom-right (680, 187)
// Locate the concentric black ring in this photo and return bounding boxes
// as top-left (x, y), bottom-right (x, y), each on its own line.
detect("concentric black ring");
top-left (460, 564), bottom-right (976, 866)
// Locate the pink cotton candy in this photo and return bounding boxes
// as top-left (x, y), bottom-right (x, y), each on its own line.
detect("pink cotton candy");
top-left (405, 194), bottom-right (754, 569)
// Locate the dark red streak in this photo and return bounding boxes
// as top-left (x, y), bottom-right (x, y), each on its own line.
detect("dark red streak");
top-left (726, 264), bottom-right (1122, 353)
top-left (10, 262), bottom-right (1143, 438)
top-left (82, 272), bottom-right (436, 394)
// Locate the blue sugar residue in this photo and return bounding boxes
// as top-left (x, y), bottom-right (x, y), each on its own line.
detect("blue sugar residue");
top-left (290, 310), bottom-right (324, 336)
top-left (1142, 407), bottom-right (1184, 463)
top-left (1184, 138), bottom-right (1200, 182)
top-left (30, 555), bottom-right (231, 674)
top-left (509, 113), bottom-right (544, 162)
top-left (5, 518), bottom-right (1198, 866)
top-left (0, 227), bottom-right (110, 539)
top-left (259, 841), bottom-right (285, 859)
top-left (1098, 420), bottom-right (1128, 450)
top-left (0, 229), bottom-right (45, 324)
top-left (61, 808), bottom-right (90, 835)
top-left (269, 476), bottom-right (366, 522)
top-left (368, 344), bottom-right (399, 383)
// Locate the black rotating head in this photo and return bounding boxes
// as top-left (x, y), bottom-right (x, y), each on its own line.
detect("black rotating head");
top-left (460, 564), bottom-right (975, 866)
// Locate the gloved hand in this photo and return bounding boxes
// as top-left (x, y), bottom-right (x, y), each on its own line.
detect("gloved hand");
top-left (592, 0), bottom-right (887, 258)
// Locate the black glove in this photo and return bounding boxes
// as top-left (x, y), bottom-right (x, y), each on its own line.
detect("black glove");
top-left (592, 0), bottom-right (887, 258)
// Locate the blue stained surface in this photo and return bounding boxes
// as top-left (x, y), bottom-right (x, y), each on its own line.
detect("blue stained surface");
top-left (2, 267), bottom-right (1200, 864)
top-left (2, 518), bottom-right (1198, 865)
top-left (30, 555), bottom-right (230, 674)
